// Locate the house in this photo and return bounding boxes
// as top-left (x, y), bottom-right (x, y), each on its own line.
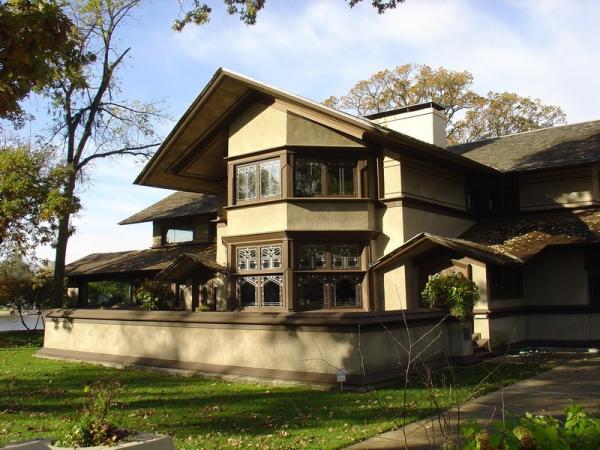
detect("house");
top-left (40, 69), bottom-right (600, 385)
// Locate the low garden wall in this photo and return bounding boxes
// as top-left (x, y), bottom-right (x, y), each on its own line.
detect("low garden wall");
top-left (40, 309), bottom-right (463, 385)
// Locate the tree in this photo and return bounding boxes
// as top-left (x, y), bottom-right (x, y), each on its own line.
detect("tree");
top-left (0, 144), bottom-right (74, 258)
top-left (173, 0), bottom-right (405, 30)
top-left (0, 0), bottom-right (79, 126)
top-left (0, 255), bottom-right (52, 330)
top-left (40, 0), bottom-right (165, 306)
top-left (323, 63), bottom-right (566, 145)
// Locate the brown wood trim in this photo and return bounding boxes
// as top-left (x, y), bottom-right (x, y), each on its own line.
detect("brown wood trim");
top-left (474, 304), bottom-right (600, 318)
top-left (223, 232), bottom-right (288, 245)
top-left (36, 347), bottom-right (450, 386)
top-left (44, 308), bottom-right (448, 328)
top-left (381, 195), bottom-right (473, 220)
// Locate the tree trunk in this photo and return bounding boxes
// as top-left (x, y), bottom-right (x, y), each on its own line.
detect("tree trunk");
top-left (51, 173), bottom-right (76, 308)
top-left (51, 210), bottom-right (71, 307)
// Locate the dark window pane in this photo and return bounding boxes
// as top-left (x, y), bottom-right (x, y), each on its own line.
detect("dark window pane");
top-left (333, 277), bottom-right (359, 307)
top-left (260, 159), bottom-right (281, 198)
top-left (332, 245), bottom-right (360, 269)
top-left (298, 276), bottom-right (325, 309)
top-left (236, 164), bottom-right (256, 201)
top-left (262, 275), bottom-right (282, 306)
top-left (328, 161), bottom-right (355, 196)
top-left (298, 245), bottom-right (326, 269)
top-left (237, 277), bottom-right (257, 306)
top-left (295, 160), bottom-right (323, 197)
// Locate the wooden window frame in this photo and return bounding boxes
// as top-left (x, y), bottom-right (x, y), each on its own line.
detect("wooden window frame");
top-left (234, 157), bottom-right (282, 205)
top-left (294, 157), bottom-right (359, 198)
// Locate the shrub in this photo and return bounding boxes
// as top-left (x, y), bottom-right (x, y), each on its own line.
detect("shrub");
top-left (421, 272), bottom-right (479, 324)
top-left (135, 280), bottom-right (173, 310)
top-left (55, 380), bottom-right (129, 447)
top-left (458, 403), bottom-right (600, 450)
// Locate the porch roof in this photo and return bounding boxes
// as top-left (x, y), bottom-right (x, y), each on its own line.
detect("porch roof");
top-left (461, 207), bottom-right (600, 260)
top-left (156, 253), bottom-right (225, 282)
top-left (119, 191), bottom-right (217, 225)
top-left (371, 233), bottom-right (521, 271)
top-left (65, 242), bottom-right (217, 279)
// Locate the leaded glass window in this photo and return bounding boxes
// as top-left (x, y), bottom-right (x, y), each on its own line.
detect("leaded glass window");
top-left (332, 245), bottom-right (360, 269)
top-left (297, 245), bottom-right (326, 269)
top-left (333, 275), bottom-right (360, 307)
top-left (260, 160), bottom-right (281, 198)
top-left (295, 160), bottom-right (323, 197)
top-left (237, 276), bottom-right (258, 306)
top-left (237, 247), bottom-right (257, 271)
top-left (328, 161), bottom-right (356, 196)
top-left (298, 275), bottom-right (326, 309)
top-left (261, 245), bottom-right (282, 269)
top-left (236, 164), bottom-right (256, 201)
top-left (262, 275), bottom-right (283, 306)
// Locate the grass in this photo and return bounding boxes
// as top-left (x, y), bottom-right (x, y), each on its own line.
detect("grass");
top-left (0, 331), bottom-right (560, 449)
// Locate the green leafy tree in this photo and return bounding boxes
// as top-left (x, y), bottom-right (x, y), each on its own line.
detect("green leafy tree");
top-left (324, 64), bottom-right (566, 145)
top-left (135, 280), bottom-right (173, 310)
top-left (0, 0), bottom-right (81, 126)
top-left (173, 0), bottom-right (405, 30)
top-left (0, 145), bottom-right (76, 257)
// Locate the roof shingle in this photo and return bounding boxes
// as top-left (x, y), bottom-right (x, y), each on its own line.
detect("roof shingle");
top-left (119, 192), bottom-right (217, 225)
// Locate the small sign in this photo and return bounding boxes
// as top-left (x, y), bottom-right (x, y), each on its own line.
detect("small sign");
top-left (336, 368), bottom-right (346, 383)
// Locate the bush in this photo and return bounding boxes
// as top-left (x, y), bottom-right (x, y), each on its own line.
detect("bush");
top-left (421, 272), bottom-right (479, 324)
top-left (458, 403), bottom-right (600, 450)
top-left (55, 380), bottom-right (129, 447)
top-left (135, 280), bottom-right (173, 310)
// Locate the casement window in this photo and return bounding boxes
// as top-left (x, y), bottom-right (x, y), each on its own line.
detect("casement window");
top-left (294, 159), bottom-right (357, 197)
top-left (488, 266), bottom-right (523, 300)
top-left (297, 274), bottom-right (361, 309)
top-left (235, 244), bottom-right (283, 308)
top-left (236, 159), bottom-right (281, 202)
top-left (296, 244), bottom-right (360, 270)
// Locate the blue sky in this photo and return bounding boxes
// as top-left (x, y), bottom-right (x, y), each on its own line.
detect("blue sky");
top-left (32, 0), bottom-right (600, 263)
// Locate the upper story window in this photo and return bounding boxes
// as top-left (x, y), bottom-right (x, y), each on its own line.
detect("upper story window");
top-left (466, 175), bottom-right (519, 214)
top-left (164, 226), bottom-right (194, 244)
top-left (294, 159), bottom-right (357, 197)
top-left (236, 159), bottom-right (281, 202)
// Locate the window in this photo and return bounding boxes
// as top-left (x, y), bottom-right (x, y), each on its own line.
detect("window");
top-left (260, 245), bottom-right (282, 269)
top-left (294, 159), bottom-right (356, 197)
top-left (237, 247), bottom-right (257, 271)
top-left (164, 227), bottom-right (194, 244)
top-left (235, 243), bottom-right (283, 308)
top-left (236, 159), bottom-right (281, 202)
top-left (296, 244), bottom-right (361, 270)
top-left (297, 274), bottom-right (361, 309)
top-left (298, 245), bottom-right (326, 269)
top-left (488, 266), bottom-right (523, 300)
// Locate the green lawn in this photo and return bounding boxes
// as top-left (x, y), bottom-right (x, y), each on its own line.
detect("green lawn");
top-left (0, 331), bottom-right (559, 449)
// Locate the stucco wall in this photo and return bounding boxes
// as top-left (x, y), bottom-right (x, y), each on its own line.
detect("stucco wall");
top-left (42, 311), bottom-right (454, 383)
top-left (400, 207), bottom-right (474, 243)
top-left (520, 168), bottom-right (598, 211)
top-left (524, 247), bottom-right (589, 306)
top-left (228, 103), bottom-right (287, 157)
top-left (400, 162), bottom-right (466, 210)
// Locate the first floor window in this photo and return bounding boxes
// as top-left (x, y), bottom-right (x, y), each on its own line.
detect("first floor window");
top-left (298, 245), bottom-right (326, 269)
top-left (261, 245), bottom-right (282, 269)
top-left (237, 247), bottom-right (257, 271)
top-left (236, 275), bottom-right (283, 307)
top-left (297, 274), bottom-right (361, 309)
top-left (488, 266), bottom-right (523, 300)
top-left (332, 245), bottom-right (360, 269)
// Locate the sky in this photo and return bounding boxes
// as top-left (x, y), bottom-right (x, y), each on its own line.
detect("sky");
top-left (31, 0), bottom-right (600, 263)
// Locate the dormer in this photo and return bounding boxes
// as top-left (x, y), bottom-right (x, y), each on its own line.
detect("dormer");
top-left (119, 192), bottom-right (217, 247)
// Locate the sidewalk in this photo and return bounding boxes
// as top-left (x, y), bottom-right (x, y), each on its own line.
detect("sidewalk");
top-left (346, 355), bottom-right (600, 449)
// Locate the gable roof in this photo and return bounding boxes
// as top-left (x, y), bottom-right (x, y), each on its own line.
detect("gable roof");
top-left (119, 192), bottom-right (217, 225)
top-left (448, 120), bottom-right (600, 172)
top-left (370, 232), bottom-right (521, 272)
top-left (65, 243), bottom-right (216, 278)
top-left (135, 68), bottom-right (497, 193)
top-left (461, 208), bottom-right (600, 260)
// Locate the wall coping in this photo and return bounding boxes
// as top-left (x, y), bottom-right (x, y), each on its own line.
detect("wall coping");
top-left (44, 308), bottom-right (447, 328)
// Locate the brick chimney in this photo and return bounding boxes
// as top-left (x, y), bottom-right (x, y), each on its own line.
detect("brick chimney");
top-left (366, 102), bottom-right (447, 148)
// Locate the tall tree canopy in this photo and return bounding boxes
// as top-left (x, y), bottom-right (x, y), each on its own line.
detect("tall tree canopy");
top-left (0, 0), bottom-right (80, 126)
top-left (323, 64), bottom-right (566, 145)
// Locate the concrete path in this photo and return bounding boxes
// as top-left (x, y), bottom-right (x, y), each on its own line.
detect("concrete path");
top-left (346, 356), bottom-right (600, 449)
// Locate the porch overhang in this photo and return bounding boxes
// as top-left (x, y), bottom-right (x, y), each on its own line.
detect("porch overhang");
top-left (371, 232), bottom-right (522, 272)
top-left (156, 253), bottom-right (225, 283)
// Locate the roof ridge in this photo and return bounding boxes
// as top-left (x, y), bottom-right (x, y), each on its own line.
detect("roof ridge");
top-left (449, 118), bottom-right (600, 149)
